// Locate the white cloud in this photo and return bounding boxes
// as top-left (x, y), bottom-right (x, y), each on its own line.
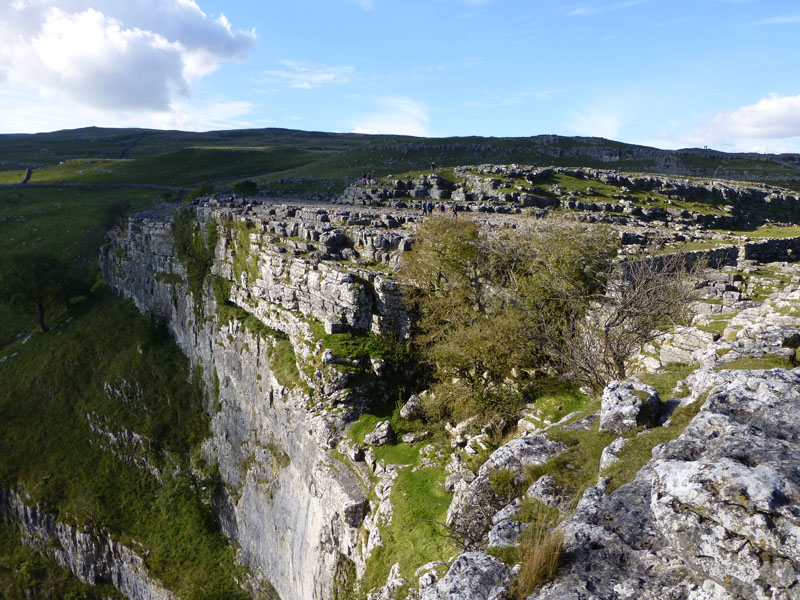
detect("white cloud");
top-left (647, 93), bottom-right (800, 153)
top-left (352, 97), bottom-right (430, 136)
top-left (0, 0), bottom-right (255, 116)
top-left (567, 106), bottom-right (625, 139)
top-left (567, 0), bottom-right (647, 16)
top-left (0, 86), bottom-right (256, 133)
top-left (700, 93), bottom-right (800, 143)
top-left (755, 15), bottom-right (800, 25)
top-left (263, 60), bottom-right (354, 89)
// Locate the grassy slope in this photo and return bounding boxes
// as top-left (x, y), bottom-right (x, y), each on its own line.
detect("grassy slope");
top-left (0, 176), bottom-right (250, 597)
top-left (0, 291), bottom-right (247, 599)
top-left (27, 147), bottom-right (324, 187)
top-left (0, 185), bottom-right (162, 339)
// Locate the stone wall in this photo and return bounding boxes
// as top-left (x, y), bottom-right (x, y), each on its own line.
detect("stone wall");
top-left (743, 236), bottom-right (800, 262)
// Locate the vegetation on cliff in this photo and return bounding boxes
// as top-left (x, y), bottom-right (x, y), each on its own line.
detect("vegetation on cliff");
top-left (398, 217), bottom-right (696, 423)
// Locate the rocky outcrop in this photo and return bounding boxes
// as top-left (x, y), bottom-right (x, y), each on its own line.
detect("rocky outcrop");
top-left (527, 367), bottom-right (800, 599)
top-left (0, 489), bottom-right (174, 600)
top-left (446, 434), bottom-right (566, 547)
top-left (599, 380), bottom-right (660, 433)
top-left (419, 552), bottom-right (510, 600)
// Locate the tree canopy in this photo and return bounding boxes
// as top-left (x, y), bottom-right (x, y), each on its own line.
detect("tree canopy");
top-left (0, 252), bottom-right (71, 333)
top-left (399, 217), bottom-right (697, 422)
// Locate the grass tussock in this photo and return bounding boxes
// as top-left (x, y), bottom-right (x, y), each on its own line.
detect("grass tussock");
top-left (512, 524), bottom-right (564, 598)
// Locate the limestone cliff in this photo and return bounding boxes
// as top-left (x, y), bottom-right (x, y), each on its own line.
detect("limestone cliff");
top-left (99, 202), bottom-right (412, 600)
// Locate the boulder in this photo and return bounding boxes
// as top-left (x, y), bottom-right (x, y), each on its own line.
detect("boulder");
top-left (487, 519), bottom-right (527, 548)
top-left (419, 552), bottom-right (510, 600)
top-left (526, 475), bottom-right (572, 512)
top-left (599, 437), bottom-right (629, 471)
top-left (400, 394), bottom-right (424, 420)
top-left (365, 420), bottom-right (395, 446)
top-left (599, 380), bottom-right (660, 433)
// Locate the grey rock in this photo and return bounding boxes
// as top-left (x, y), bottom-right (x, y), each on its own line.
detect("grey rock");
top-left (492, 498), bottom-right (521, 525)
top-left (420, 552), bottom-right (510, 600)
top-left (446, 434), bottom-right (565, 546)
top-left (599, 437), bottom-right (629, 472)
top-left (527, 367), bottom-right (800, 600)
top-left (365, 420), bottom-right (396, 446)
top-left (400, 394), bottom-right (424, 420)
top-left (368, 562), bottom-right (406, 600)
top-left (0, 489), bottom-right (175, 600)
top-left (526, 475), bottom-right (572, 512)
top-left (599, 380), bottom-right (660, 433)
top-left (487, 519), bottom-right (527, 548)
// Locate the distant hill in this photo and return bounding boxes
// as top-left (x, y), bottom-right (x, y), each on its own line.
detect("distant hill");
top-left (1, 126), bottom-right (799, 191)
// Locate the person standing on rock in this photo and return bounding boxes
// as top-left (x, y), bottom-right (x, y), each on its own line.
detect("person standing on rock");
top-left (431, 161), bottom-right (436, 174)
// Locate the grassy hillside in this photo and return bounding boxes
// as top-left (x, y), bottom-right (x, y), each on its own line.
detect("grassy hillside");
top-left (0, 171), bottom-right (249, 597)
top-left (2, 127), bottom-right (799, 192)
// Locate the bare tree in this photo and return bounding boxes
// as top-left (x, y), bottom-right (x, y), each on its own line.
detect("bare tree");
top-left (531, 244), bottom-right (701, 391)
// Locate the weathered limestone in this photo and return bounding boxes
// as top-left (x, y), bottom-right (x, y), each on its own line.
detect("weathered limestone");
top-left (446, 434), bottom-right (566, 547)
top-left (599, 380), bottom-right (660, 433)
top-left (526, 367), bottom-right (800, 600)
top-left (419, 552), bottom-right (510, 600)
top-left (0, 489), bottom-right (175, 600)
top-left (98, 204), bottom-right (413, 600)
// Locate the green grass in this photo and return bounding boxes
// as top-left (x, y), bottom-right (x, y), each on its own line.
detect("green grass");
top-left (696, 318), bottom-right (731, 336)
top-left (714, 355), bottom-right (796, 370)
top-left (270, 337), bottom-right (308, 392)
top-left (0, 186), bottom-right (160, 258)
top-left (728, 224), bottom-right (800, 238)
top-left (0, 292), bottom-right (247, 599)
top-left (525, 364), bottom-right (700, 497)
top-left (527, 379), bottom-right (591, 427)
top-left (0, 186), bottom-right (161, 338)
top-left (0, 170), bottom-right (26, 184)
top-left (362, 466), bottom-right (455, 596)
top-left (28, 147), bottom-right (321, 187)
top-left (309, 320), bottom-right (409, 363)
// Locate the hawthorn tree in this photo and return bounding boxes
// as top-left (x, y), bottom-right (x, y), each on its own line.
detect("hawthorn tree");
top-left (0, 252), bottom-right (70, 333)
top-left (399, 218), bottom-right (698, 421)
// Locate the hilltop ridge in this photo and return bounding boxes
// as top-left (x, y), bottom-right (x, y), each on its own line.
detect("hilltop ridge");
top-left (1, 127), bottom-right (800, 192)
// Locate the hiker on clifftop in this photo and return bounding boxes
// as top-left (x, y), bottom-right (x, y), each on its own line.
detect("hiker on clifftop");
top-left (431, 161), bottom-right (436, 174)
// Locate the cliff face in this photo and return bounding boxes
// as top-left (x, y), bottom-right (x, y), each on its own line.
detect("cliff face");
top-left (98, 203), bottom-right (412, 600)
top-left (0, 488), bottom-right (174, 600)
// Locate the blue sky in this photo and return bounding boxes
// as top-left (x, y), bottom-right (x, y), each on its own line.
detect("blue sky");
top-left (1, 0), bottom-right (800, 153)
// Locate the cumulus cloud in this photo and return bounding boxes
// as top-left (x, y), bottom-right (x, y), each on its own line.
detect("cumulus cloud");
top-left (352, 97), bottom-right (430, 137)
top-left (706, 93), bottom-right (800, 140)
top-left (0, 85), bottom-right (255, 133)
top-left (646, 93), bottom-right (800, 153)
top-left (0, 0), bottom-right (255, 114)
top-left (263, 60), bottom-right (354, 89)
top-left (567, 105), bottom-right (626, 139)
